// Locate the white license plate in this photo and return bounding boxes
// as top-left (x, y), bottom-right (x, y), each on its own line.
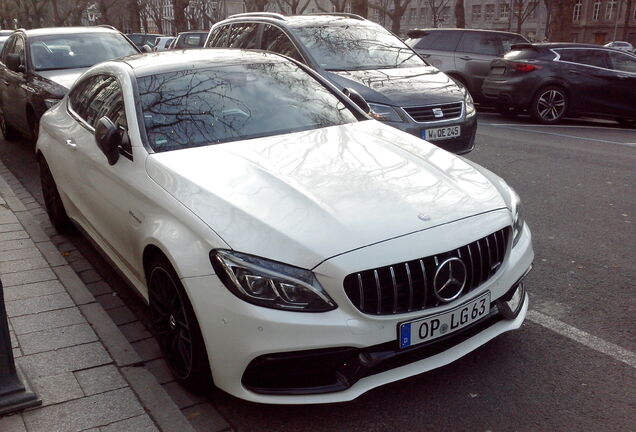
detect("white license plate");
top-left (398, 292), bottom-right (490, 349)
top-left (423, 126), bottom-right (461, 141)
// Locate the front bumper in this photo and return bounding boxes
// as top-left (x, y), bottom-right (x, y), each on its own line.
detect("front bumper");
top-left (184, 213), bottom-right (533, 404)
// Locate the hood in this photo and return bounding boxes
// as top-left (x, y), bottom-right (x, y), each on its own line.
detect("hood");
top-left (326, 66), bottom-right (465, 107)
top-left (36, 68), bottom-right (89, 91)
top-left (146, 121), bottom-right (506, 269)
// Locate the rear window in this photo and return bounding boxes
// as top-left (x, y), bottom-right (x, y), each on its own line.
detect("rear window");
top-left (504, 48), bottom-right (543, 60)
top-left (408, 30), bottom-right (462, 51)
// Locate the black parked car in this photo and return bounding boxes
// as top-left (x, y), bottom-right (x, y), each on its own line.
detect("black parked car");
top-left (126, 32), bottom-right (164, 49)
top-left (172, 31), bottom-right (208, 49)
top-left (206, 13), bottom-right (477, 154)
top-left (482, 43), bottom-right (636, 125)
top-left (0, 27), bottom-right (139, 141)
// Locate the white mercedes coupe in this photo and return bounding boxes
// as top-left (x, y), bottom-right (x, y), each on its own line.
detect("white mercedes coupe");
top-left (36, 49), bottom-right (533, 404)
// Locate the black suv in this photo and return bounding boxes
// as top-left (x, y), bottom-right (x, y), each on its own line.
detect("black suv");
top-left (206, 13), bottom-right (477, 154)
top-left (0, 27), bottom-right (139, 141)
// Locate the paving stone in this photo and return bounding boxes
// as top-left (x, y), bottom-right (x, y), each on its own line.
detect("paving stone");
top-left (0, 230), bottom-right (28, 241)
top-left (100, 414), bottom-right (159, 432)
top-left (0, 413), bottom-right (27, 432)
top-left (132, 337), bottom-right (162, 362)
top-left (57, 241), bottom-right (76, 253)
top-left (121, 367), bottom-right (197, 432)
top-left (34, 240), bottom-right (67, 267)
top-left (0, 237), bottom-right (34, 251)
top-left (22, 388), bottom-right (144, 432)
top-left (0, 246), bottom-right (41, 263)
top-left (53, 265), bottom-right (96, 305)
top-left (0, 208), bottom-right (19, 224)
top-left (3, 280), bottom-right (65, 301)
top-left (18, 342), bottom-right (112, 379)
top-left (119, 321), bottom-right (152, 343)
top-left (64, 249), bottom-right (85, 262)
top-left (0, 222), bottom-right (22, 233)
top-left (32, 372), bottom-right (84, 406)
top-left (79, 303), bottom-right (142, 367)
top-left (9, 329), bottom-right (18, 348)
top-left (85, 280), bottom-right (113, 297)
top-left (75, 365), bottom-right (128, 396)
top-left (18, 323), bottom-right (98, 355)
top-left (0, 256), bottom-right (49, 274)
top-left (10, 307), bottom-right (85, 335)
top-left (182, 403), bottom-right (230, 432)
top-left (108, 306), bottom-right (137, 325)
top-left (163, 382), bottom-right (206, 409)
top-left (145, 358), bottom-right (175, 384)
top-left (5, 292), bottom-right (74, 317)
top-left (70, 258), bottom-right (93, 273)
top-left (24, 202), bottom-right (39, 210)
top-left (14, 211), bottom-right (49, 242)
top-left (96, 293), bottom-right (125, 310)
top-left (0, 267), bottom-right (56, 287)
top-left (49, 234), bottom-right (66, 246)
top-left (79, 269), bottom-right (102, 284)
top-left (12, 347), bottom-right (22, 358)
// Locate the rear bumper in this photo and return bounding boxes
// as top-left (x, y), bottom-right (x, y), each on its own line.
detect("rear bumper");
top-left (481, 78), bottom-right (536, 108)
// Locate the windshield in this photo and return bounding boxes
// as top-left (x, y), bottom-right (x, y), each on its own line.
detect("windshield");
top-left (292, 24), bottom-right (425, 71)
top-left (29, 33), bottom-right (138, 71)
top-left (138, 60), bottom-right (358, 152)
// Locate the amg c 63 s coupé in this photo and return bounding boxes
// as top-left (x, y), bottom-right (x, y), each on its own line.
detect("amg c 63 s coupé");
top-left (36, 49), bottom-right (533, 404)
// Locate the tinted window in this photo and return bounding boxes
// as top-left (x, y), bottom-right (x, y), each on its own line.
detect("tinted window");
top-left (0, 36), bottom-right (9, 53)
top-left (137, 59), bottom-right (357, 152)
top-left (69, 75), bottom-right (111, 125)
top-left (8, 36), bottom-right (25, 66)
top-left (608, 51), bottom-right (636, 73)
top-left (457, 32), bottom-right (499, 56)
top-left (207, 26), bottom-right (230, 48)
top-left (227, 23), bottom-right (259, 49)
top-left (499, 34), bottom-right (528, 53)
top-left (557, 49), bottom-right (610, 68)
top-left (175, 33), bottom-right (206, 49)
top-left (262, 25), bottom-right (303, 62)
top-left (292, 24), bottom-right (424, 70)
top-left (412, 31), bottom-right (462, 51)
top-left (29, 33), bottom-right (137, 71)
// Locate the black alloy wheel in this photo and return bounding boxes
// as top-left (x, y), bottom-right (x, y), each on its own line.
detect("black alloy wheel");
top-left (148, 256), bottom-right (212, 391)
top-left (0, 107), bottom-right (18, 141)
top-left (38, 157), bottom-right (72, 233)
top-left (531, 86), bottom-right (568, 124)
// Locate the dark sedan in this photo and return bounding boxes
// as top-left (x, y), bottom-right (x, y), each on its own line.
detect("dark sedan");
top-left (482, 43), bottom-right (636, 125)
top-left (0, 26), bottom-right (139, 141)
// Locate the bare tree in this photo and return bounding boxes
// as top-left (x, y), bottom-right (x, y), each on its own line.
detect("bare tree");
top-left (511, 0), bottom-right (539, 34)
top-left (351, 0), bottom-right (368, 17)
top-left (172, 0), bottom-right (192, 32)
top-left (49, 0), bottom-right (91, 26)
top-left (0, 0), bottom-right (21, 28)
top-left (369, 0), bottom-right (415, 34)
top-left (623, 0), bottom-right (633, 41)
top-left (543, 0), bottom-right (576, 42)
top-left (426, 0), bottom-right (451, 28)
top-left (146, 0), bottom-right (165, 33)
top-left (317, 0), bottom-right (347, 13)
top-left (275, 0), bottom-right (309, 14)
top-left (244, 0), bottom-right (268, 12)
top-left (455, 0), bottom-right (465, 28)
top-left (191, 0), bottom-right (228, 26)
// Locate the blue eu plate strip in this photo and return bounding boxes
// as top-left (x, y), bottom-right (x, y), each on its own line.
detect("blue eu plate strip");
top-left (400, 323), bottom-right (411, 349)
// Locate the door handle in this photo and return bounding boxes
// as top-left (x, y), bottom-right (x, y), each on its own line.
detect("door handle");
top-left (459, 56), bottom-right (472, 61)
top-left (568, 69), bottom-right (581, 74)
top-left (65, 139), bottom-right (77, 150)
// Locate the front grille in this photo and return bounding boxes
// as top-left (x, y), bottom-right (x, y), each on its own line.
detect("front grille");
top-left (343, 227), bottom-right (510, 315)
top-left (403, 102), bottom-right (463, 122)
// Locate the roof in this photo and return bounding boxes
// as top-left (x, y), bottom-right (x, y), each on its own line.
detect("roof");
top-left (222, 14), bottom-right (374, 29)
top-left (406, 28), bottom-right (524, 37)
top-left (21, 26), bottom-right (121, 37)
top-left (119, 49), bottom-right (287, 76)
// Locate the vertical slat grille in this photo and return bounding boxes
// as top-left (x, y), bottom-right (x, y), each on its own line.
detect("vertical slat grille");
top-left (343, 227), bottom-right (511, 315)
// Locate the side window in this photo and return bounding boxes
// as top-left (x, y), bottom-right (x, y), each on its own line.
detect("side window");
top-left (228, 23), bottom-right (259, 49)
top-left (608, 51), bottom-right (636, 73)
top-left (414, 31), bottom-right (462, 51)
top-left (7, 36), bottom-right (25, 67)
top-left (558, 49), bottom-right (610, 69)
top-left (207, 25), bottom-right (230, 48)
top-left (261, 25), bottom-right (303, 63)
top-left (457, 32), bottom-right (499, 56)
top-left (1, 36), bottom-right (14, 62)
top-left (69, 75), bottom-right (107, 121)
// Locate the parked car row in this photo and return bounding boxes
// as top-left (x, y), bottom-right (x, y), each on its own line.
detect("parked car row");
top-left (126, 30), bottom-right (207, 51)
top-left (2, 15), bottom-right (534, 404)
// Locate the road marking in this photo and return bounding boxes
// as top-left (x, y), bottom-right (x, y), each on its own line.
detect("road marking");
top-left (527, 310), bottom-right (636, 369)
top-left (482, 124), bottom-right (636, 147)
top-left (485, 122), bottom-right (635, 132)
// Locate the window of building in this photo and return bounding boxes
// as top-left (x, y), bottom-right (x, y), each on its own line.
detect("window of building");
top-left (573, 0), bottom-right (582, 22)
top-left (345, 1), bottom-right (351, 13)
top-left (485, 4), bottom-right (495, 21)
top-left (420, 7), bottom-right (426, 22)
top-left (471, 5), bottom-right (482, 21)
top-left (605, 0), bottom-right (617, 20)
top-left (441, 6), bottom-right (450, 22)
top-left (500, 3), bottom-right (509, 20)
top-left (528, 1), bottom-right (538, 19)
top-left (409, 7), bottom-right (417, 23)
top-left (592, 1), bottom-right (601, 20)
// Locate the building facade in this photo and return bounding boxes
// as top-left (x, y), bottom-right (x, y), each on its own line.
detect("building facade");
top-left (570, 0), bottom-right (636, 44)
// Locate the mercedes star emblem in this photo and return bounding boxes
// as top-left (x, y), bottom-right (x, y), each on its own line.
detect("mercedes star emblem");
top-left (433, 257), bottom-right (468, 302)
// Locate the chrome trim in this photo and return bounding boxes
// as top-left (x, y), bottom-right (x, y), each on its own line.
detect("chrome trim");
top-left (373, 269), bottom-right (381, 315)
top-left (419, 259), bottom-right (427, 307)
top-left (357, 273), bottom-right (364, 311)
top-left (401, 101), bottom-right (464, 124)
top-left (405, 262), bottom-right (414, 311)
top-left (389, 266), bottom-right (398, 313)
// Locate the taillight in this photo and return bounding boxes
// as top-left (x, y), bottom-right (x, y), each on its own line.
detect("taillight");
top-left (510, 62), bottom-right (542, 72)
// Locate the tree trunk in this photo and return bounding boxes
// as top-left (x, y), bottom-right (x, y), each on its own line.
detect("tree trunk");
top-left (623, 0), bottom-right (633, 41)
top-left (455, 0), bottom-right (465, 28)
top-left (172, 0), bottom-right (191, 32)
top-left (352, 0), bottom-right (368, 18)
top-left (129, 0), bottom-right (141, 32)
top-left (544, 0), bottom-right (577, 42)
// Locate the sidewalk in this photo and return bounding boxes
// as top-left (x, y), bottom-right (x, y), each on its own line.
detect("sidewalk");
top-left (0, 159), bottom-right (230, 432)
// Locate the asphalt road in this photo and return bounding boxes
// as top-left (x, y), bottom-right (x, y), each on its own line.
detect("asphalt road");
top-left (1, 112), bottom-right (634, 431)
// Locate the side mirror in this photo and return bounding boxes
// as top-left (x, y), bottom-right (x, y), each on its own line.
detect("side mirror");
top-left (95, 117), bottom-right (121, 165)
top-left (342, 88), bottom-right (370, 114)
top-left (6, 54), bottom-right (24, 73)
top-left (140, 45), bottom-right (152, 53)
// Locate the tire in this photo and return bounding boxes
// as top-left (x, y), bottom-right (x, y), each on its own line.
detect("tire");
top-left (28, 111), bottom-right (39, 142)
top-left (148, 255), bottom-right (213, 392)
top-left (0, 108), bottom-right (19, 141)
top-left (38, 157), bottom-right (72, 233)
top-left (616, 118), bottom-right (635, 128)
top-left (530, 86), bottom-right (568, 124)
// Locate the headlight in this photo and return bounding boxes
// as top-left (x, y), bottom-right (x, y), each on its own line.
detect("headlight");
top-left (44, 98), bottom-right (61, 109)
top-left (464, 91), bottom-right (475, 117)
top-left (511, 188), bottom-right (525, 246)
top-left (210, 250), bottom-right (336, 312)
top-left (367, 103), bottom-right (403, 122)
